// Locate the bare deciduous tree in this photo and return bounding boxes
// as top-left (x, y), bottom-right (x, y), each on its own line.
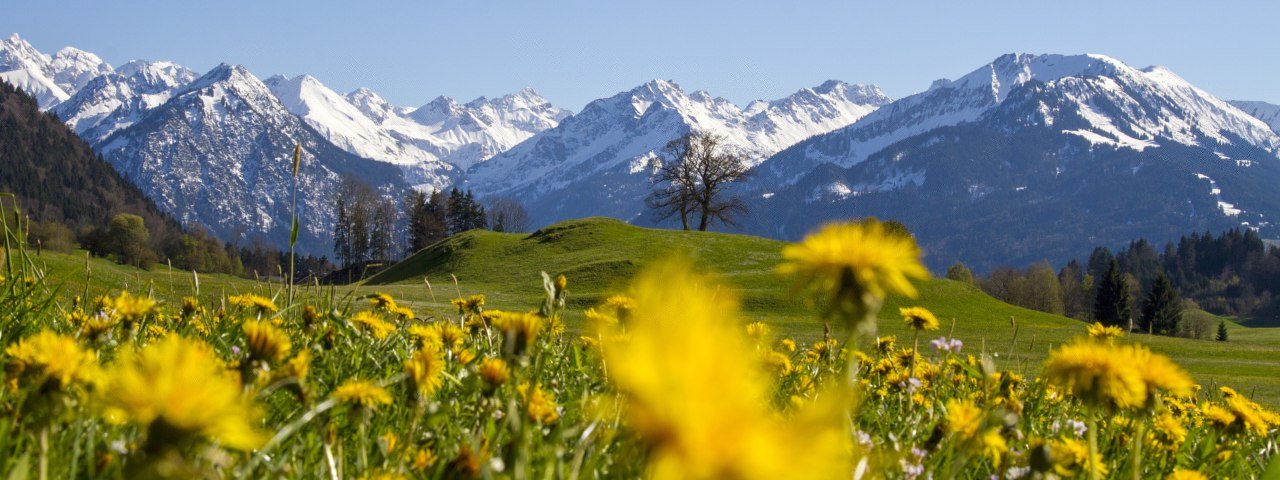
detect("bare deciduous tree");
top-left (487, 197), bottom-right (532, 233)
top-left (646, 131), bottom-right (749, 231)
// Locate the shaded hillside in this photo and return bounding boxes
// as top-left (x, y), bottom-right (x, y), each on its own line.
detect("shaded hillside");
top-left (0, 79), bottom-right (179, 238)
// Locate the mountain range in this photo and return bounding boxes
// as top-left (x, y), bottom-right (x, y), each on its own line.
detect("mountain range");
top-left (4, 33), bottom-right (1280, 270)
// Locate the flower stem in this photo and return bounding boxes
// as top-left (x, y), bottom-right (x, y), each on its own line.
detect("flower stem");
top-left (1087, 415), bottom-right (1100, 480)
top-left (38, 424), bottom-right (48, 480)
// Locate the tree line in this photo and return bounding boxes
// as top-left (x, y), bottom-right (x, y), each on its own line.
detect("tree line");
top-left (949, 228), bottom-right (1280, 340)
top-left (331, 176), bottom-right (531, 271)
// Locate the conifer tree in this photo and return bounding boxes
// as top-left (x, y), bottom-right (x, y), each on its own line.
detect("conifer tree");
top-left (1140, 273), bottom-right (1181, 335)
top-left (1093, 258), bottom-right (1131, 328)
top-left (1217, 321), bottom-right (1229, 342)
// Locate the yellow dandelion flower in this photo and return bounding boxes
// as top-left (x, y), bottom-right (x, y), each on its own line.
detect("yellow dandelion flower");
top-left (875, 335), bottom-right (896, 355)
top-left (946, 398), bottom-right (983, 440)
top-left (602, 257), bottom-right (852, 479)
top-left (284, 350), bottom-right (311, 381)
top-left (1086, 322), bottom-right (1124, 343)
top-left (1037, 437), bottom-right (1107, 478)
top-left (517, 383), bottom-right (560, 425)
top-left (778, 220), bottom-right (928, 331)
top-left (603, 294), bottom-right (636, 313)
top-left (111, 291), bottom-right (157, 322)
top-left (439, 322), bottom-right (466, 347)
top-left (1200, 403), bottom-right (1237, 429)
top-left (762, 350), bottom-right (793, 375)
top-left (779, 338), bottom-right (797, 353)
top-left (487, 310), bottom-right (544, 355)
top-left (97, 336), bottom-right (263, 450)
top-left (332, 380), bottom-right (392, 410)
top-left (584, 307), bottom-right (618, 328)
top-left (350, 311), bottom-right (397, 340)
top-left (1151, 412), bottom-right (1187, 449)
top-left (745, 321), bottom-right (771, 341)
top-left (5, 330), bottom-right (99, 390)
top-left (228, 294), bottom-right (277, 314)
top-left (900, 306), bottom-right (939, 331)
top-left (1224, 395), bottom-right (1280, 436)
top-left (407, 323), bottom-right (444, 351)
top-left (478, 357), bottom-right (510, 387)
top-left (79, 314), bottom-right (117, 342)
top-left (451, 294), bottom-right (485, 315)
top-left (1131, 347), bottom-right (1193, 398)
top-left (390, 305), bottom-right (416, 320)
top-left (180, 296), bottom-right (200, 318)
top-left (978, 428), bottom-right (1007, 463)
top-left (242, 320), bottom-right (291, 363)
top-left (1042, 340), bottom-right (1148, 410)
top-left (367, 292), bottom-right (397, 310)
top-left (404, 348), bottom-right (446, 398)
top-left (411, 448), bottom-right (437, 471)
top-left (454, 347), bottom-right (477, 365)
top-left (1167, 469), bottom-right (1207, 480)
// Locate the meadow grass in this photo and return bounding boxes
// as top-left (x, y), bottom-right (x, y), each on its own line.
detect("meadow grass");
top-left (25, 217), bottom-right (1280, 407)
top-left (5, 216), bottom-right (1280, 478)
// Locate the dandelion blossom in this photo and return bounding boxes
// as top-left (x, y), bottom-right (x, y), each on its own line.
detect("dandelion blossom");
top-left (228, 294), bottom-right (277, 315)
top-left (242, 320), bottom-right (291, 363)
top-left (602, 257), bottom-right (851, 479)
top-left (1042, 341), bottom-right (1148, 410)
top-left (1167, 469), bottom-right (1207, 480)
top-left (1086, 322), bottom-right (1124, 343)
top-left (778, 220), bottom-right (928, 331)
top-left (112, 291), bottom-right (157, 323)
top-left (332, 380), bottom-right (392, 410)
top-left (478, 358), bottom-right (510, 387)
top-left (97, 336), bottom-right (263, 450)
top-left (945, 399), bottom-right (983, 440)
top-left (350, 311), bottom-right (397, 340)
top-left (486, 310), bottom-right (544, 355)
top-left (900, 306), bottom-right (939, 331)
top-left (403, 348), bottom-right (446, 398)
top-left (5, 330), bottom-right (99, 390)
top-left (517, 383), bottom-right (560, 425)
top-left (451, 295), bottom-right (485, 315)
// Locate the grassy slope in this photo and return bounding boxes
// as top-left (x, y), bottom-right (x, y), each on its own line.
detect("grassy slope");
top-left (20, 217), bottom-right (1280, 405)
top-left (368, 217), bottom-right (1280, 405)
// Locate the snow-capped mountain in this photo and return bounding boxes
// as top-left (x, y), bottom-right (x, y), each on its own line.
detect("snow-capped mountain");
top-left (266, 74), bottom-right (569, 190)
top-left (465, 79), bottom-right (891, 224)
top-left (52, 60), bottom-right (198, 143)
top-left (754, 54), bottom-right (1279, 188)
top-left (0, 33), bottom-right (107, 108)
top-left (97, 64), bottom-right (407, 254)
top-left (1230, 100), bottom-right (1280, 135)
top-left (745, 53), bottom-right (1280, 271)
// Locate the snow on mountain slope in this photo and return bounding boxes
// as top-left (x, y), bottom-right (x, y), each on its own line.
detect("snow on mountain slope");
top-left (48, 46), bottom-right (112, 93)
top-left (0, 34), bottom-right (70, 107)
top-left (97, 64), bottom-right (407, 254)
top-left (394, 89), bottom-right (570, 171)
top-left (1230, 100), bottom-right (1280, 134)
top-left (52, 60), bottom-right (197, 143)
top-left (266, 75), bottom-right (569, 190)
top-left (755, 53), bottom-right (1280, 188)
top-left (464, 79), bottom-right (890, 223)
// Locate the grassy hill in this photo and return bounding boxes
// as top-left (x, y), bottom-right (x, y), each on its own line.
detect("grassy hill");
top-left (369, 217), bottom-right (1280, 405)
top-left (21, 217), bottom-right (1280, 405)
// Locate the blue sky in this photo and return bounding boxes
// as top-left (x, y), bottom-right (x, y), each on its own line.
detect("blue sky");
top-left (6, 0), bottom-right (1277, 110)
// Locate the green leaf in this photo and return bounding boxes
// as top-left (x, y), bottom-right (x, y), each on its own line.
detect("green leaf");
top-left (290, 216), bottom-right (299, 247)
top-left (1262, 453), bottom-right (1280, 480)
